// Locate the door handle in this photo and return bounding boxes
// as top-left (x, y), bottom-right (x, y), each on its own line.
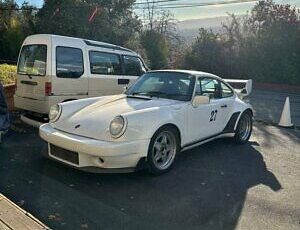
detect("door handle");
top-left (221, 104), bottom-right (227, 108)
top-left (118, 79), bottom-right (130, 85)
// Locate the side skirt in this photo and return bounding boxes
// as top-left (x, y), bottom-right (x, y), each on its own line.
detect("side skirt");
top-left (181, 133), bottom-right (234, 152)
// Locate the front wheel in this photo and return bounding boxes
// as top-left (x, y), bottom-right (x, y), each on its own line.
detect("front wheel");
top-left (147, 126), bottom-right (179, 175)
top-left (234, 111), bottom-right (253, 144)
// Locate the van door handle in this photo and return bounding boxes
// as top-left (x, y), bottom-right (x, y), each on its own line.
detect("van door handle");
top-left (118, 79), bottom-right (130, 85)
top-left (221, 104), bottom-right (227, 108)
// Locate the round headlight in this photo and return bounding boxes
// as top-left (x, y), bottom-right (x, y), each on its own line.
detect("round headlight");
top-left (109, 116), bottom-right (127, 138)
top-left (49, 104), bottom-right (61, 122)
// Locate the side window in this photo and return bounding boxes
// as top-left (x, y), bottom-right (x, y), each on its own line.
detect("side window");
top-left (89, 51), bottom-right (121, 75)
top-left (56, 47), bottom-right (84, 78)
top-left (199, 78), bottom-right (221, 99)
top-left (123, 56), bottom-right (145, 76)
top-left (221, 82), bottom-right (234, 98)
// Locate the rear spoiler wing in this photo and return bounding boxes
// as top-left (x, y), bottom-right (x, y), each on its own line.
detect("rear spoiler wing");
top-left (224, 79), bottom-right (253, 98)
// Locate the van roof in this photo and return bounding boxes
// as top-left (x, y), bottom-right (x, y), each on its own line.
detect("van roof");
top-left (26, 34), bottom-right (138, 56)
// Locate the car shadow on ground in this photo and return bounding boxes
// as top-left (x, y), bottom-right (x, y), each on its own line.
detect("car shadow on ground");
top-left (0, 125), bottom-right (282, 230)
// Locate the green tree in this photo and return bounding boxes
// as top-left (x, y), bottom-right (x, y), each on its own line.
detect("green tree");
top-left (140, 30), bottom-right (169, 69)
top-left (245, 0), bottom-right (300, 83)
top-left (36, 0), bottom-right (141, 46)
top-left (0, 0), bottom-right (37, 62)
top-left (183, 28), bottom-right (227, 75)
top-left (182, 0), bottom-right (300, 84)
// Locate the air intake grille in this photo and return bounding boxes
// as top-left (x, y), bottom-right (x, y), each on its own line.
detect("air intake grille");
top-left (50, 144), bottom-right (79, 165)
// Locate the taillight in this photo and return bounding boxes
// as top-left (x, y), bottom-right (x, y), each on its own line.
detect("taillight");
top-left (45, 82), bottom-right (52, 96)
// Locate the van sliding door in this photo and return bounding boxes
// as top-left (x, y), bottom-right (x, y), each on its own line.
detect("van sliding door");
top-left (52, 46), bottom-right (88, 98)
top-left (88, 51), bottom-right (124, 97)
top-left (122, 55), bottom-right (147, 86)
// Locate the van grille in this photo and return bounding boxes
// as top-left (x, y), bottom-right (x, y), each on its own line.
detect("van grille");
top-left (50, 144), bottom-right (79, 165)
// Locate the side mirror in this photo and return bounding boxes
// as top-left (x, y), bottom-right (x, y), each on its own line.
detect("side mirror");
top-left (192, 95), bottom-right (210, 107)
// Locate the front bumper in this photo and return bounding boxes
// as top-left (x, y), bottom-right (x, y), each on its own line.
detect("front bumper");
top-left (39, 124), bottom-right (150, 171)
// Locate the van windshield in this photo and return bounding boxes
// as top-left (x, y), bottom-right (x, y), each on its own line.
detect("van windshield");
top-left (17, 45), bottom-right (47, 76)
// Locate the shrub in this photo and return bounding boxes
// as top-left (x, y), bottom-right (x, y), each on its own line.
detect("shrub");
top-left (0, 64), bottom-right (17, 85)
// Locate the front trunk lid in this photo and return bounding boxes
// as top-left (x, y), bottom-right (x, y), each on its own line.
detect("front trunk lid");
top-left (54, 95), bottom-right (181, 140)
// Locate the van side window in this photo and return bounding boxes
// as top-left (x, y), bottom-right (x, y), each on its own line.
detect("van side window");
top-left (56, 47), bottom-right (84, 78)
top-left (123, 56), bottom-right (145, 76)
top-left (89, 51), bottom-right (122, 75)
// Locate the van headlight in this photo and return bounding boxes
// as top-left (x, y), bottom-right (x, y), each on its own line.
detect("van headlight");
top-left (109, 116), bottom-right (127, 138)
top-left (49, 104), bottom-right (62, 122)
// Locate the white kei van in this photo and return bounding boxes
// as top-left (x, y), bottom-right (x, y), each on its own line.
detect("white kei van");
top-left (14, 34), bottom-right (147, 126)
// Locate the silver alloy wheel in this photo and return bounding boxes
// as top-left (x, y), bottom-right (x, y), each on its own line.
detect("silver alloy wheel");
top-left (239, 113), bottom-right (252, 141)
top-left (151, 131), bottom-right (177, 170)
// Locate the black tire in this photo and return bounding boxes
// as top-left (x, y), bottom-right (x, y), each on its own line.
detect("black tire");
top-left (234, 111), bottom-right (253, 144)
top-left (147, 126), bottom-right (180, 175)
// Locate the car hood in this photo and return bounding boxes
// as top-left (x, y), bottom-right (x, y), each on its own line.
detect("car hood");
top-left (53, 95), bottom-right (183, 140)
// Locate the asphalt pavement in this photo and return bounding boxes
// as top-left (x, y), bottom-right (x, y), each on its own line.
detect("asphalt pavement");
top-left (0, 121), bottom-right (299, 230)
top-left (250, 89), bottom-right (300, 127)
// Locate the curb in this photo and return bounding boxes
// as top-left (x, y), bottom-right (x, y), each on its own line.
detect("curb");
top-left (0, 194), bottom-right (50, 230)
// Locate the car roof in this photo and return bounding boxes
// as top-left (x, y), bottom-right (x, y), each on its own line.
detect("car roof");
top-left (148, 69), bottom-right (223, 80)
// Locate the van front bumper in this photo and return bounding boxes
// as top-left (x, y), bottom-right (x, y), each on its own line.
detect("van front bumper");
top-left (39, 124), bottom-right (150, 172)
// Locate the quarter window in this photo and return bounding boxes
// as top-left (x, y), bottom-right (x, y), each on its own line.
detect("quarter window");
top-left (198, 78), bottom-right (221, 99)
top-left (123, 56), bottom-right (145, 76)
top-left (89, 51), bottom-right (122, 75)
top-left (56, 47), bottom-right (84, 78)
top-left (221, 82), bottom-right (234, 98)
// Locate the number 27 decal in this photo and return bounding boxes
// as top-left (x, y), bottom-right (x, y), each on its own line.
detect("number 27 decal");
top-left (210, 110), bottom-right (218, 122)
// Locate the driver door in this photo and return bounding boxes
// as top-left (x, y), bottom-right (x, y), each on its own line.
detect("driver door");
top-left (187, 77), bottom-right (225, 143)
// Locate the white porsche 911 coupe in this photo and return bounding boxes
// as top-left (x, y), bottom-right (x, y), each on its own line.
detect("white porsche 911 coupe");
top-left (39, 70), bottom-right (253, 174)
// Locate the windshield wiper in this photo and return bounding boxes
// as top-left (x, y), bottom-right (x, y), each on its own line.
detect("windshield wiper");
top-left (131, 91), bottom-right (168, 98)
top-left (18, 72), bottom-right (43, 77)
top-left (131, 92), bottom-right (152, 97)
top-left (126, 92), bottom-right (152, 100)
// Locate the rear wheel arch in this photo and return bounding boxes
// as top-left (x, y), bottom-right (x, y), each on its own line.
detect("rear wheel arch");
top-left (234, 109), bottom-right (253, 144)
top-left (244, 108), bottom-right (253, 116)
top-left (235, 108), bottom-right (253, 129)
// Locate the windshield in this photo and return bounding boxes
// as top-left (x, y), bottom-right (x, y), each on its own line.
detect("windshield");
top-left (126, 72), bottom-right (195, 101)
top-left (17, 44), bottom-right (47, 76)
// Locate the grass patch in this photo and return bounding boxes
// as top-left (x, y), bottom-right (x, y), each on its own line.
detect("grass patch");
top-left (0, 64), bottom-right (17, 85)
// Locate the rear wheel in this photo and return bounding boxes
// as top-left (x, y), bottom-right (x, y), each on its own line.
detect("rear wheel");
top-left (147, 126), bottom-right (179, 175)
top-left (234, 111), bottom-right (253, 144)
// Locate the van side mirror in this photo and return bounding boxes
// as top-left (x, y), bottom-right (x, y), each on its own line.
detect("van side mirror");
top-left (192, 95), bottom-right (210, 107)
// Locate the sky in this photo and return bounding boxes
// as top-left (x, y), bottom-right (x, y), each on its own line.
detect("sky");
top-left (16, 0), bottom-right (300, 21)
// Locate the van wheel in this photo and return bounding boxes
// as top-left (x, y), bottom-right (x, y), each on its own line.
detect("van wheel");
top-left (147, 126), bottom-right (179, 175)
top-left (234, 111), bottom-right (253, 144)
